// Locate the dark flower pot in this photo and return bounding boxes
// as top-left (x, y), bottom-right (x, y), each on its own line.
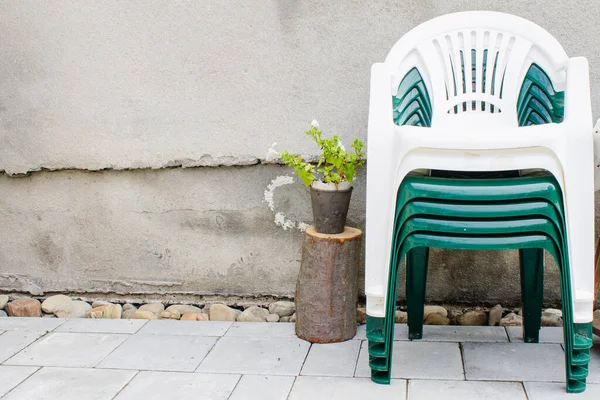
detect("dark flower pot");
top-left (310, 183), bottom-right (353, 234)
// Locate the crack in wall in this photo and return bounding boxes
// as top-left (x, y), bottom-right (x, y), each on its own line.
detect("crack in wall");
top-left (0, 154), bottom-right (324, 176)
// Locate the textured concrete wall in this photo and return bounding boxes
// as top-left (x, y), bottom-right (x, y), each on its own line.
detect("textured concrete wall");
top-left (0, 165), bottom-right (578, 306)
top-left (0, 1), bottom-right (599, 305)
top-left (1, 0), bottom-right (599, 174)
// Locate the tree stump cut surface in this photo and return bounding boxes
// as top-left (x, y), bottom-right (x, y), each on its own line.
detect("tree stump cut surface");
top-left (295, 226), bottom-right (362, 343)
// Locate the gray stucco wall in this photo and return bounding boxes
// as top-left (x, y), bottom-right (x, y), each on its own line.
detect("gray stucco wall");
top-left (0, 1), bottom-right (599, 305)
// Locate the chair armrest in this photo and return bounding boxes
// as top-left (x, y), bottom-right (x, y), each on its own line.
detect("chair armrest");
top-left (563, 57), bottom-right (593, 135)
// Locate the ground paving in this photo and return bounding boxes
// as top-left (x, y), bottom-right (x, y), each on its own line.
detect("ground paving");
top-left (0, 318), bottom-right (598, 399)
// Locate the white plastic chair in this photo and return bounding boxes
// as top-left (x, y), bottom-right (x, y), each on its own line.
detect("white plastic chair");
top-left (365, 11), bottom-right (595, 327)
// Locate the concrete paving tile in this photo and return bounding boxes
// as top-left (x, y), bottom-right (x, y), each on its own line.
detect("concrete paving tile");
top-left (288, 376), bottom-right (406, 400)
top-left (55, 319), bottom-right (147, 334)
top-left (355, 340), bottom-right (464, 380)
top-left (228, 375), bottom-right (295, 400)
top-left (226, 322), bottom-right (296, 337)
top-left (0, 330), bottom-right (46, 363)
top-left (354, 325), bottom-right (366, 340)
top-left (114, 371), bottom-right (240, 400)
top-left (524, 382), bottom-right (600, 399)
top-left (420, 326), bottom-right (508, 342)
top-left (5, 332), bottom-right (129, 367)
top-left (0, 366), bottom-right (39, 397)
top-left (408, 380), bottom-right (527, 399)
top-left (506, 326), bottom-right (564, 343)
top-left (301, 340), bottom-right (361, 377)
top-left (2, 367), bottom-right (136, 400)
top-left (136, 320), bottom-right (231, 336)
top-left (0, 317), bottom-right (66, 332)
top-left (196, 337), bottom-right (310, 376)
top-left (462, 342), bottom-right (565, 382)
top-left (98, 334), bottom-right (217, 371)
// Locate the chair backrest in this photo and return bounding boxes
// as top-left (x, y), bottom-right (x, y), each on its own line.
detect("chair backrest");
top-left (384, 11), bottom-right (569, 130)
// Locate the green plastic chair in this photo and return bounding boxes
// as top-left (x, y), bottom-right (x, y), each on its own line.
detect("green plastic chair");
top-left (368, 232), bottom-right (589, 393)
top-left (396, 216), bottom-right (563, 341)
top-left (366, 173), bottom-right (593, 393)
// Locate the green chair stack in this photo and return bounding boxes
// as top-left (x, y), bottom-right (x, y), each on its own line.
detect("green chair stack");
top-left (366, 173), bottom-right (594, 393)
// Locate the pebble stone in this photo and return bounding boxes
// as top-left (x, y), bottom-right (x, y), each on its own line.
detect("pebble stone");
top-left (209, 304), bottom-right (238, 321)
top-left (86, 304), bottom-right (122, 319)
top-left (0, 295), bottom-right (9, 309)
top-left (122, 304), bottom-right (137, 311)
top-left (268, 301), bottom-right (295, 317)
top-left (160, 310), bottom-right (180, 320)
top-left (0, 310), bottom-right (7, 317)
top-left (165, 304), bottom-right (202, 315)
top-left (356, 308), bottom-right (366, 324)
top-left (424, 305), bottom-right (448, 319)
top-left (541, 311), bottom-right (562, 327)
top-left (457, 310), bottom-right (487, 326)
top-left (499, 312), bottom-right (523, 326)
top-left (488, 305), bottom-right (503, 326)
top-left (181, 312), bottom-right (208, 321)
top-left (54, 300), bottom-right (92, 318)
top-left (396, 310), bottom-right (408, 323)
top-left (290, 313), bottom-right (297, 322)
top-left (6, 298), bottom-right (42, 317)
top-left (91, 300), bottom-right (112, 308)
top-left (266, 313), bottom-right (280, 322)
top-left (237, 306), bottom-right (270, 322)
top-left (139, 303), bottom-right (165, 315)
top-left (425, 313), bottom-right (450, 325)
top-left (41, 295), bottom-right (72, 314)
top-left (130, 310), bottom-right (158, 320)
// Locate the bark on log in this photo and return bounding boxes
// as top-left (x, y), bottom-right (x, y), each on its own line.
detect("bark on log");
top-left (295, 226), bottom-right (362, 343)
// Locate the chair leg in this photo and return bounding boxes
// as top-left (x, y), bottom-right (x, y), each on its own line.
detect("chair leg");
top-left (520, 248), bottom-right (544, 343)
top-left (406, 247), bottom-right (430, 340)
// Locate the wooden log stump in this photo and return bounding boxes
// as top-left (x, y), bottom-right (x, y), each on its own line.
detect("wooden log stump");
top-left (295, 226), bottom-right (362, 343)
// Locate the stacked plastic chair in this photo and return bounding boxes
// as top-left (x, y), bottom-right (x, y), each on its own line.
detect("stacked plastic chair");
top-left (365, 11), bottom-right (595, 393)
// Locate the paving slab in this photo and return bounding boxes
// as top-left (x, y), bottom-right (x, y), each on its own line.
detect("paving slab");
top-left (136, 320), bottom-right (232, 336)
top-left (288, 376), bottom-right (406, 400)
top-left (2, 367), bottom-right (136, 400)
top-left (114, 371), bottom-right (240, 400)
top-left (420, 326), bottom-right (508, 342)
top-left (506, 326), bottom-right (564, 343)
top-left (5, 332), bottom-right (129, 367)
top-left (229, 375), bottom-right (295, 400)
top-left (196, 336), bottom-right (310, 376)
top-left (226, 322), bottom-right (297, 338)
top-left (0, 366), bottom-right (39, 397)
top-left (355, 340), bottom-right (464, 380)
top-left (524, 382), bottom-right (600, 399)
top-left (55, 319), bottom-right (147, 334)
top-left (98, 334), bottom-right (217, 371)
top-left (301, 340), bottom-right (361, 377)
top-left (462, 342), bottom-right (565, 382)
top-left (408, 379), bottom-right (527, 399)
top-left (0, 330), bottom-right (46, 363)
top-left (0, 317), bottom-right (66, 332)
top-left (354, 325), bottom-right (366, 340)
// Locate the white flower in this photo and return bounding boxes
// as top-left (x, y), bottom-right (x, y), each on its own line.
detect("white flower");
top-left (310, 119), bottom-right (319, 129)
top-left (266, 142), bottom-right (279, 161)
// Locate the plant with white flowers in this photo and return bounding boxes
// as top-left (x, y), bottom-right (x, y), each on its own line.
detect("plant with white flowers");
top-left (269, 120), bottom-right (365, 187)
